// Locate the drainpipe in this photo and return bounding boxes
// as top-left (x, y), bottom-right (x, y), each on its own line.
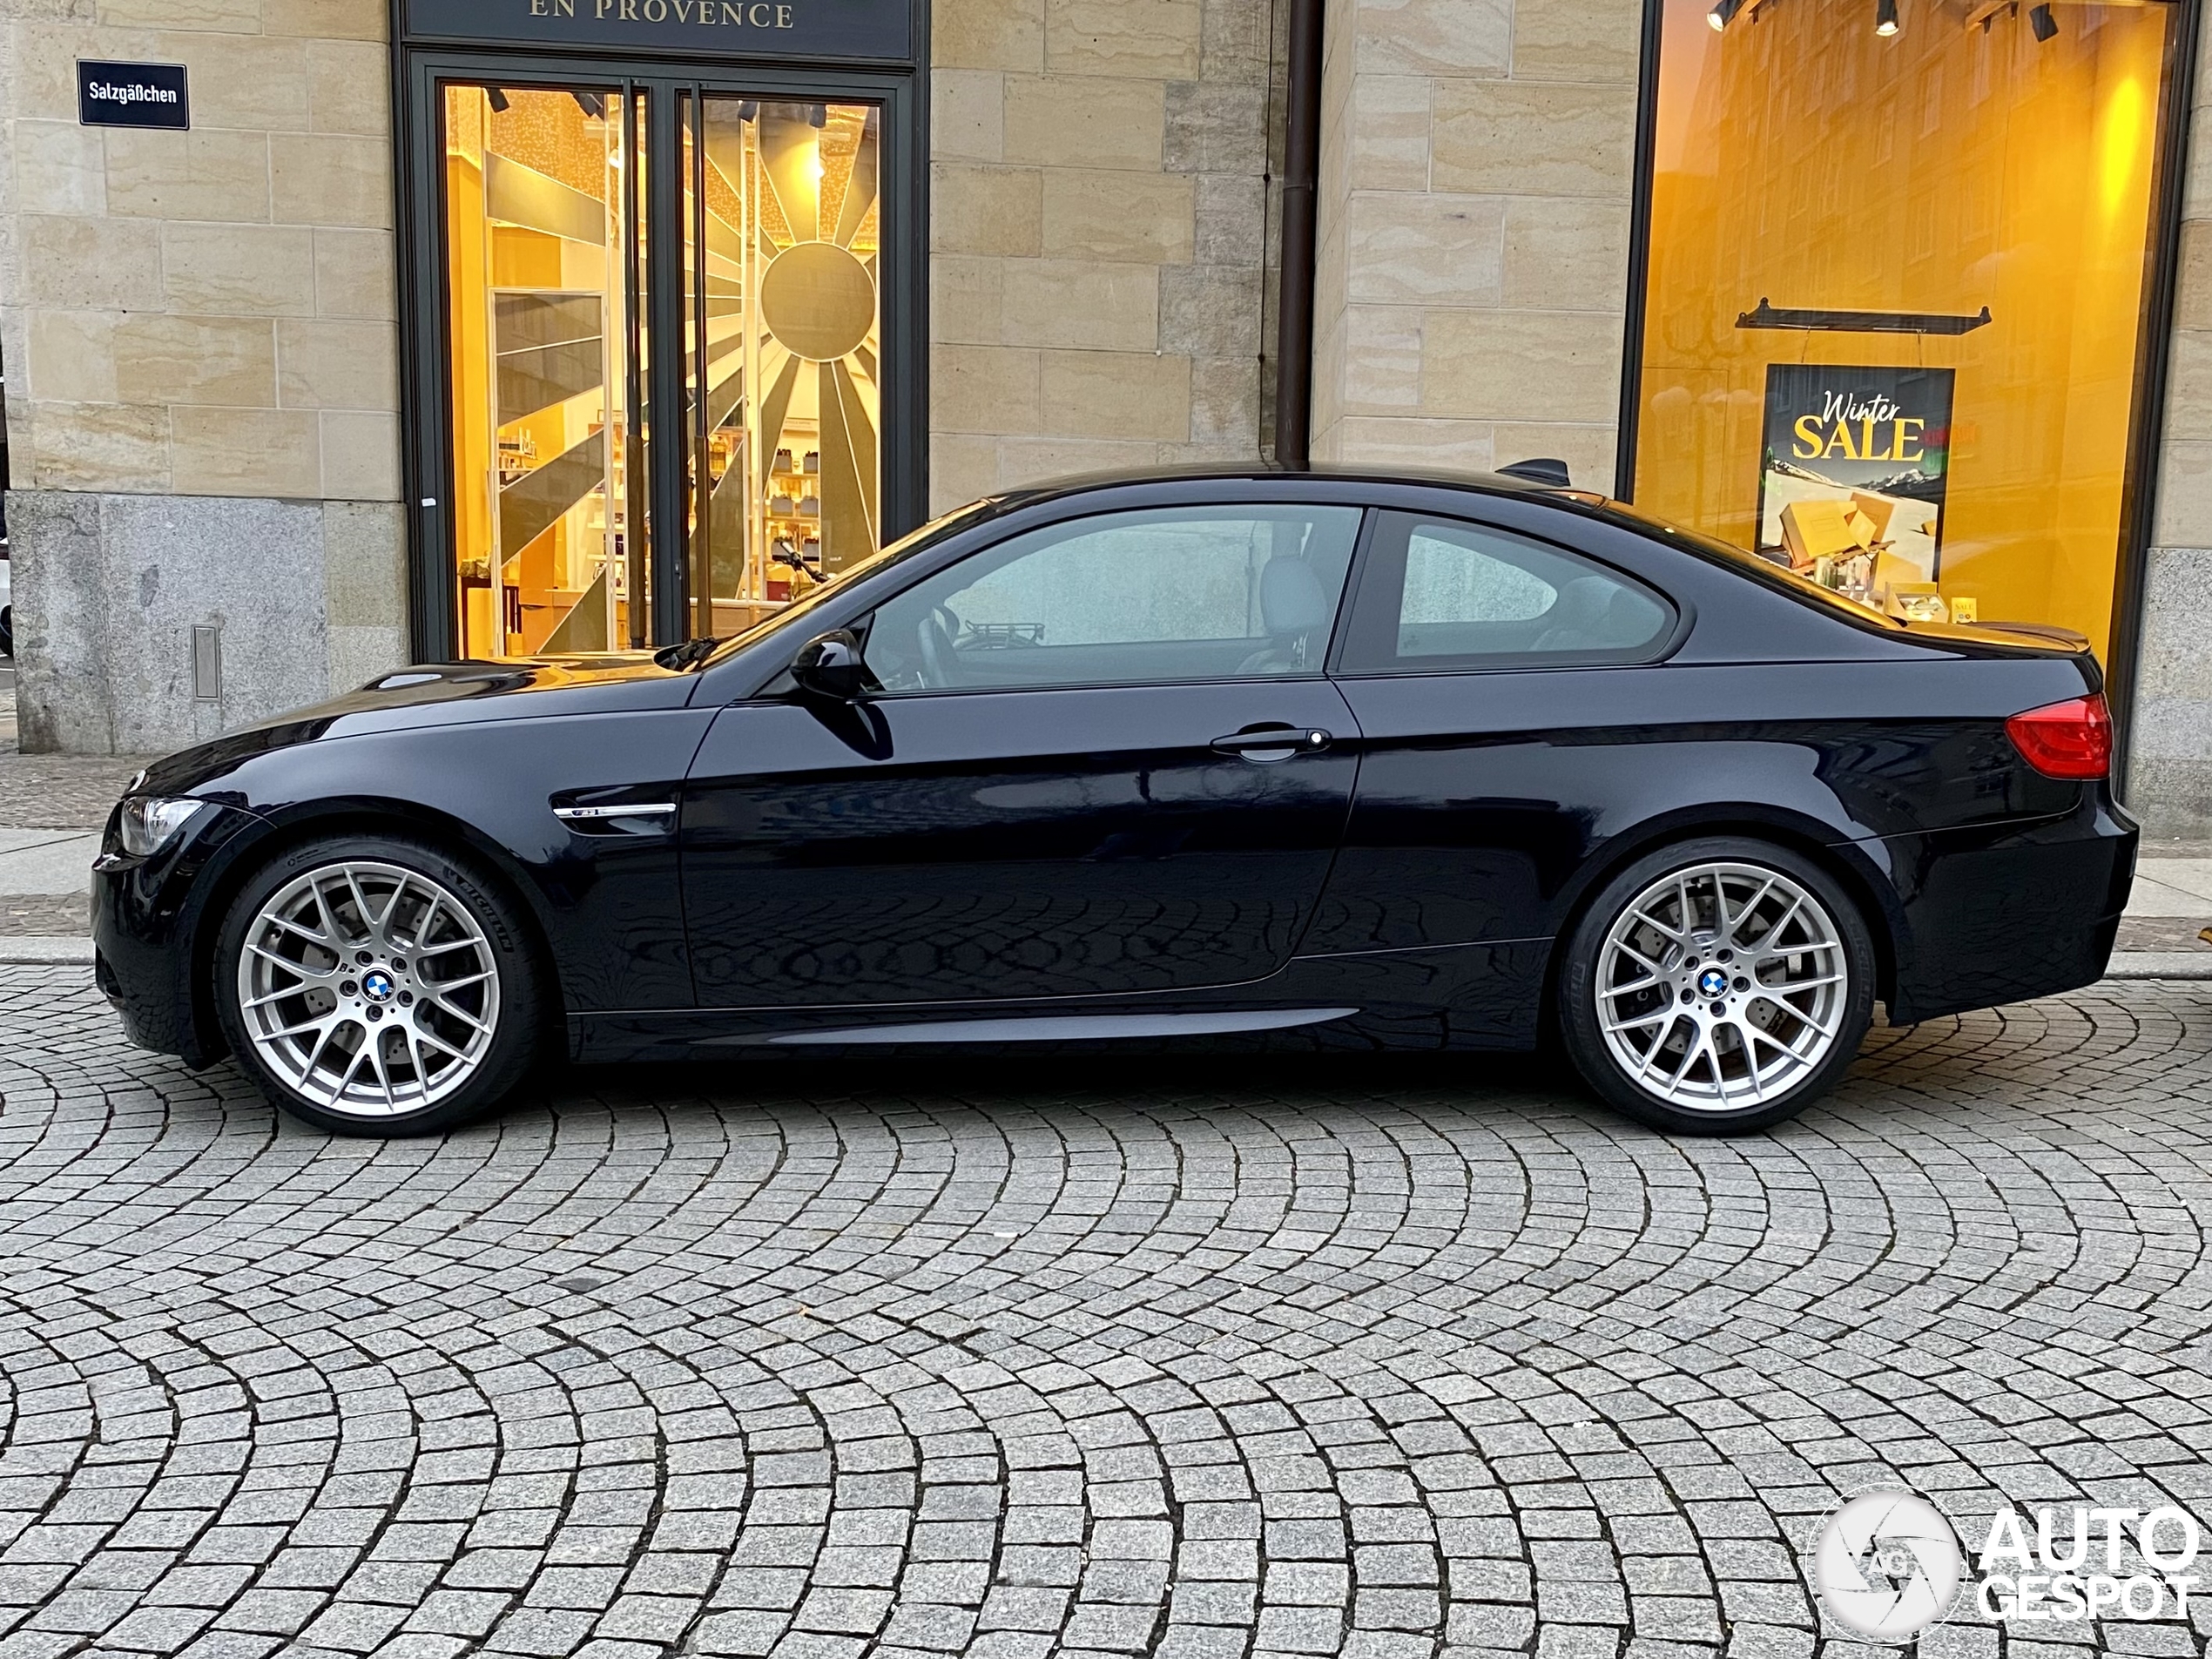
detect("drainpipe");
top-left (1274, 0), bottom-right (1324, 471)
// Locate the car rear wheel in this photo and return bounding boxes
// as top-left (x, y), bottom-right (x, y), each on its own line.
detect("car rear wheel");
top-left (214, 834), bottom-right (544, 1136)
top-left (1558, 837), bottom-right (1876, 1134)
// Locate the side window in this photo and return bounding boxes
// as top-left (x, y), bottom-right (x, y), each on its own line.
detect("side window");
top-left (1339, 513), bottom-right (1675, 674)
top-left (864, 505), bottom-right (1364, 692)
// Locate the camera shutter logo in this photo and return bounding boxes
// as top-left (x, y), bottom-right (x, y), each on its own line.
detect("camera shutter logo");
top-left (1814, 1491), bottom-right (1965, 1639)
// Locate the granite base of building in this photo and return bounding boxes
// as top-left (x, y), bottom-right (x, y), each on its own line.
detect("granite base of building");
top-left (2127, 543), bottom-right (2212, 842)
top-left (7, 490), bottom-right (408, 758)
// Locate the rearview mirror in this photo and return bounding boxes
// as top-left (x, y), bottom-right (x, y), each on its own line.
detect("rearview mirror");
top-left (791, 629), bottom-right (873, 701)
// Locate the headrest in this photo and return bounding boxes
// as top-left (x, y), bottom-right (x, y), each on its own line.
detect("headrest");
top-left (1260, 557), bottom-right (1331, 637)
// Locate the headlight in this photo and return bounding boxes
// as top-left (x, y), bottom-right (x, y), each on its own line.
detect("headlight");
top-left (116, 796), bottom-right (204, 858)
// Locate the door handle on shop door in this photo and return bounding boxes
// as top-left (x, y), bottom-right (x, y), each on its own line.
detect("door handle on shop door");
top-left (1212, 726), bottom-right (1332, 761)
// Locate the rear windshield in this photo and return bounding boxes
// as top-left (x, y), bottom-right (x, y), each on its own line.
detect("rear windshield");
top-left (1583, 497), bottom-right (1904, 631)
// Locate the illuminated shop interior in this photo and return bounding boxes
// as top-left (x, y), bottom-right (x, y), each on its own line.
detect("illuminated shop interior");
top-left (442, 83), bottom-right (882, 658)
top-left (1633, 0), bottom-right (2179, 657)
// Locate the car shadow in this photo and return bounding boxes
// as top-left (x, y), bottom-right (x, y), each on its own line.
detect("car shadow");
top-left (516, 1042), bottom-right (1591, 1127)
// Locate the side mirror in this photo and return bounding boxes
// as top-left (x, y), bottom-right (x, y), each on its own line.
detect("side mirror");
top-left (791, 629), bottom-right (873, 701)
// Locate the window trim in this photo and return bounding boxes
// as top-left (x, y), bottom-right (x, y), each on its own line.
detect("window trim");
top-left (1328, 509), bottom-right (1685, 680)
top-left (850, 501), bottom-right (1374, 699)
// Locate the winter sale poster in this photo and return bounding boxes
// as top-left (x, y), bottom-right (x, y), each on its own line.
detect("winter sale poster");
top-left (1756, 364), bottom-right (1953, 584)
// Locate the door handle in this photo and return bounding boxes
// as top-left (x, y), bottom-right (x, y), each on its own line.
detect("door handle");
top-left (1212, 726), bottom-right (1332, 761)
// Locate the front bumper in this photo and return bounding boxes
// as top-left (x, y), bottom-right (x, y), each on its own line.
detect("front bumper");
top-left (91, 802), bottom-right (270, 1065)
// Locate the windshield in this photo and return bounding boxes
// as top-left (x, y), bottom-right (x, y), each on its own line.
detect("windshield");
top-left (699, 498), bottom-right (1001, 667)
top-left (1588, 497), bottom-right (1903, 631)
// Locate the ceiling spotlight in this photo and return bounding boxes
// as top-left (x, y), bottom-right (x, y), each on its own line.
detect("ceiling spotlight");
top-left (1708, 0), bottom-right (1744, 29)
top-left (1875, 0), bottom-right (1900, 36)
top-left (484, 85), bottom-right (510, 113)
top-left (2029, 2), bottom-right (2058, 39)
top-left (572, 91), bottom-right (605, 119)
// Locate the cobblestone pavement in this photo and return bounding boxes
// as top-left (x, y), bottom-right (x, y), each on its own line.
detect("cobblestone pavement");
top-left (3, 968), bottom-right (2212, 1657)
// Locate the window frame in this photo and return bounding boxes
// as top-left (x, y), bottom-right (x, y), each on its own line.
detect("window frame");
top-left (1329, 509), bottom-right (1684, 679)
top-left (850, 501), bottom-right (1373, 699)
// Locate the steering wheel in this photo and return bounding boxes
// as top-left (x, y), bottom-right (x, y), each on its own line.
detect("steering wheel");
top-left (918, 604), bottom-right (961, 688)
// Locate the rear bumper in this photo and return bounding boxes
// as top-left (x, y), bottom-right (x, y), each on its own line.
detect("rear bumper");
top-left (1881, 789), bottom-right (2137, 1024)
top-left (91, 802), bottom-right (269, 1066)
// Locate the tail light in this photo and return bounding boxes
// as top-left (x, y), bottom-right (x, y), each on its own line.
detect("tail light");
top-left (2006, 693), bottom-right (2112, 779)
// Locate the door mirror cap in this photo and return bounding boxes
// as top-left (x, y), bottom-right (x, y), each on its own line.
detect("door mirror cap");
top-left (792, 629), bottom-right (873, 701)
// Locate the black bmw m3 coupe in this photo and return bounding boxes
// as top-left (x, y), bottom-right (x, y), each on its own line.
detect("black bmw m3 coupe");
top-left (94, 469), bottom-right (2136, 1136)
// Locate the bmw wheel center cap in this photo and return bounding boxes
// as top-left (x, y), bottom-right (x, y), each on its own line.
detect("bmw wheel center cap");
top-left (1698, 968), bottom-right (1730, 998)
top-left (362, 970), bottom-right (395, 1003)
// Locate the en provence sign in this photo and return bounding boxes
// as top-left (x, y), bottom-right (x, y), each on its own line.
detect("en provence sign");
top-left (401, 0), bottom-right (912, 60)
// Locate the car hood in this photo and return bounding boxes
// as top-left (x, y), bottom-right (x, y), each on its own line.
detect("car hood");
top-left (138, 654), bottom-right (698, 797)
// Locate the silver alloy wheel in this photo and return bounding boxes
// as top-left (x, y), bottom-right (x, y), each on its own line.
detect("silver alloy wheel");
top-left (1594, 860), bottom-right (1848, 1112)
top-left (235, 860), bottom-right (501, 1117)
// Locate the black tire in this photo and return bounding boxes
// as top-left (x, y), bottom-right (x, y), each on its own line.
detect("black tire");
top-left (213, 833), bottom-right (546, 1136)
top-left (1557, 836), bottom-right (1877, 1135)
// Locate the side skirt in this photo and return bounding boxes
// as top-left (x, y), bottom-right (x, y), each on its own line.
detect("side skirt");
top-left (568, 938), bottom-right (1550, 1062)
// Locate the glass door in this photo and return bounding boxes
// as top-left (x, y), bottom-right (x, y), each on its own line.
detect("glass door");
top-left (442, 82), bottom-right (640, 657)
top-left (684, 96), bottom-right (882, 639)
top-left (438, 78), bottom-right (883, 660)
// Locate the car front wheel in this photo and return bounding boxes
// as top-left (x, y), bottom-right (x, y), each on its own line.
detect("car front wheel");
top-left (1558, 837), bottom-right (1876, 1134)
top-left (214, 835), bottom-right (544, 1136)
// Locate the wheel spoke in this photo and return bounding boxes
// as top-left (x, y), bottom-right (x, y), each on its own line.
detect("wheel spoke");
top-left (264, 914), bottom-right (336, 953)
top-left (364, 1032), bottom-right (400, 1113)
top-left (1609, 936), bottom-right (1666, 976)
top-left (1757, 970), bottom-right (1844, 992)
top-left (422, 968), bottom-right (495, 994)
top-left (1720, 875), bottom-right (1776, 946)
top-left (412, 1022), bottom-right (472, 1062)
top-left (242, 957), bottom-right (336, 1002)
top-left (1661, 1023), bottom-right (1707, 1098)
top-left (266, 1009), bottom-right (341, 1042)
top-left (421, 990), bottom-right (492, 1033)
top-left (297, 1019), bottom-right (343, 1095)
top-left (403, 1026), bottom-right (435, 1089)
top-left (1747, 990), bottom-right (1838, 1040)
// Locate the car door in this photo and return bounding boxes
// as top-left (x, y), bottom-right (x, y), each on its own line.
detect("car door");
top-left (1305, 508), bottom-right (1680, 958)
top-left (681, 502), bottom-right (1368, 1008)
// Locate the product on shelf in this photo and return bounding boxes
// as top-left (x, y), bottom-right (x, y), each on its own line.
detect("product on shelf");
top-left (1884, 583), bottom-right (1948, 623)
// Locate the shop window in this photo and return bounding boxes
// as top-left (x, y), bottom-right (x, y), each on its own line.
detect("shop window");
top-left (1629, 0), bottom-right (2183, 658)
top-left (440, 84), bottom-right (881, 659)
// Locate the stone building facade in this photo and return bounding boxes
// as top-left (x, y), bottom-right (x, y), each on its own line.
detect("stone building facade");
top-left (3, 0), bottom-right (2209, 838)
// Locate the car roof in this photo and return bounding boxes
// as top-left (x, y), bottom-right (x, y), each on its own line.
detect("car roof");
top-left (979, 462), bottom-right (1573, 512)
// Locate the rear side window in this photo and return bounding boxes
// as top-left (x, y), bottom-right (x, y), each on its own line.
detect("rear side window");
top-left (1337, 513), bottom-right (1676, 674)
